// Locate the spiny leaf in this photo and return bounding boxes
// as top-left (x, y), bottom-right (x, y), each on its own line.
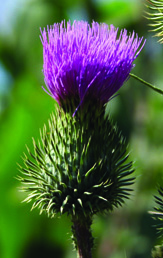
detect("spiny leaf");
top-left (149, 186), bottom-right (163, 238)
top-left (145, 0), bottom-right (163, 43)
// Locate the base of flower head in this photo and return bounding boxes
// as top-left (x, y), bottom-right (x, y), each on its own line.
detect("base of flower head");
top-left (18, 107), bottom-right (134, 218)
top-left (60, 94), bottom-right (105, 119)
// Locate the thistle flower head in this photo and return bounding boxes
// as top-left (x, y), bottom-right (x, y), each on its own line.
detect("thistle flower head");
top-left (40, 20), bottom-right (145, 113)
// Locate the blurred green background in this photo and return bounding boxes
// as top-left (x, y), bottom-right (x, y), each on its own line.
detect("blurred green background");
top-left (0, 0), bottom-right (163, 257)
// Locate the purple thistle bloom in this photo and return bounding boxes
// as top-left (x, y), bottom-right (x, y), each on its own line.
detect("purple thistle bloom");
top-left (40, 20), bottom-right (145, 113)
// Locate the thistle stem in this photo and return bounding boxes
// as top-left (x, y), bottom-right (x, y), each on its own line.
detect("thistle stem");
top-left (71, 215), bottom-right (93, 258)
top-left (130, 73), bottom-right (163, 95)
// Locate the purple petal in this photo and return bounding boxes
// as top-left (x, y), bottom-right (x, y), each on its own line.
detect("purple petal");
top-left (40, 20), bottom-right (146, 111)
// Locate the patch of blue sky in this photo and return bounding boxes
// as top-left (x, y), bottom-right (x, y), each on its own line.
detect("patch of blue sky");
top-left (0, 62), bottom-right (13, 94)
top-left (0, 0), bottom-right (28, 35)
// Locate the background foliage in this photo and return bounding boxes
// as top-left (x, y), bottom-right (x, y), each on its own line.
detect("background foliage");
top-left (0, 0), bottom-right (163, 257)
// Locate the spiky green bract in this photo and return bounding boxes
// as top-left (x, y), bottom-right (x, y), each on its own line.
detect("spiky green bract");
top-left (150, 187), bottom-right (163, 237)
top-left (145, 0), bottom-right (163, 43)
top-left (152, 245), bottom-right (163, 258)
top-left (18, 107), bottom-right (134, 218)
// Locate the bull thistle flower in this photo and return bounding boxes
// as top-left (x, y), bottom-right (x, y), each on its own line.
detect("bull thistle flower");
top-left (40, 20), bottom-right (145, 115)
top-left (18, 20), bottom-right (145, 258)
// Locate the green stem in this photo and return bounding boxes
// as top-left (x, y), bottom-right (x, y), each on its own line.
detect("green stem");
top-left (71, 215), bottom-right (93, 258)
top-left (130, 73), bottom-right (163, 95)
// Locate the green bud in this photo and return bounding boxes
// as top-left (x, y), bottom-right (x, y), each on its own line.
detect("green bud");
top-left (18, 107), bottom-right (134, 218)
